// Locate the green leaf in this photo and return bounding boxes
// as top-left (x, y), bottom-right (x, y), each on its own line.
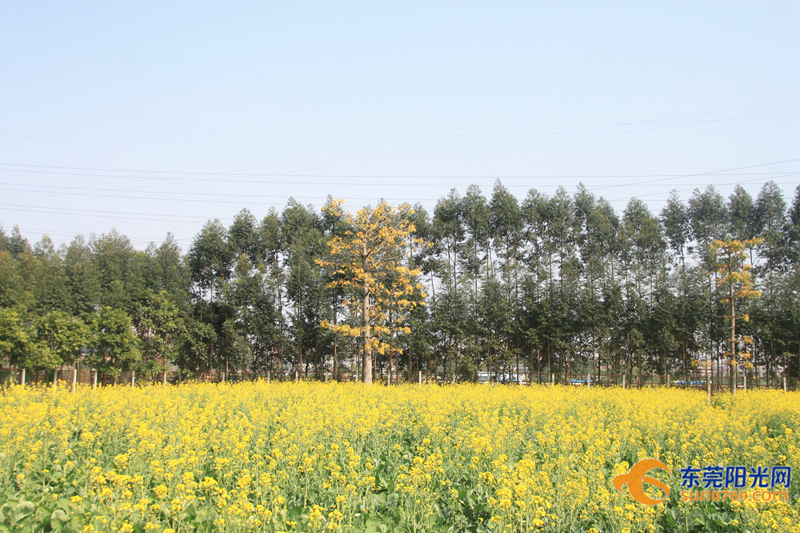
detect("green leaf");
top-left (56, 498), bottom-right (72, 513)
top-left (68, 513), bottom-right (85, 530)
top-left (51, 508), bottom-right (69, 522)
top-left (287, 505), bottom-right (304, 520)
top-left (9, 501), bottom-right (35, 524)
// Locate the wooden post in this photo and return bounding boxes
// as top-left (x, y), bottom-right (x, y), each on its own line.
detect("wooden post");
top-left (131, 371), bottom-right (135, 387)
top-left (418, 370), bottom-right (422, 385)
top-left (267, 371), bottom-right (271, 384)
top-left (784, 376), bottom-right (788, 392)
top-left (622, 374), bottom-right (626, 389)
top-left (72, 368), bottom-right (77, 394)
top-left (20, 368), bottom-right (25, 386)
top-left (295, 371), bottom-right (298, 382)
top-left (551, 373), bottom-right (554, 386)
top-left (708, 377), bottom-right (712, 407)
top-left (93, 369), bottom-right (98, 389)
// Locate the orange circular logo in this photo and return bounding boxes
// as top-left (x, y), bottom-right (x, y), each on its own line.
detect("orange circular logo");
top-left (612, 459), bottom-right (672, 505)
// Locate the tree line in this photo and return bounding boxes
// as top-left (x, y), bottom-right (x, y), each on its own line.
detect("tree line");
top-left (1, 181), bottom-right (799, 385)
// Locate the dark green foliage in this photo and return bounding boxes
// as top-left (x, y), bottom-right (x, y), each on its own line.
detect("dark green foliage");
top-left (85, 307), bottom-right (141, 379)
top-left (1, 182), bottom-right (798, 383)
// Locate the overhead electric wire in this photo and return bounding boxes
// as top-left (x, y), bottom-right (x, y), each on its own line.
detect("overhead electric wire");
top-left (606, 172), bottom-right (800, 202)
top-left (0, 159), bottom-right (796, 217)
top-left (0, 204), bottom-right (226, 222)
top-left (587, 159), bottom-right (800, 191)
top-left (0, 166), bottom-right (796, 187)
top-left (1, 104), bottom-right (796, 178)
top-left (1, 99), bottom-right (796, 247)
top-left (0, 186), bottom-right (443, 204)
top-left (1, 98), bottom-right (795, 137)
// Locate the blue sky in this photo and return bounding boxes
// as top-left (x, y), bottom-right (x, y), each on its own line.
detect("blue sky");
top-left (0, 2), bottom-right (798, 248)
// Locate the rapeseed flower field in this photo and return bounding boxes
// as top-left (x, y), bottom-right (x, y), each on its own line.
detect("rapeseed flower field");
top-left (1, 383), bottom-right (797, 532)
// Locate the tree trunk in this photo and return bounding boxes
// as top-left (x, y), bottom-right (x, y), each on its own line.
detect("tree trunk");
top-left (730, 282), bottom-right (736, 394)
top-left (537, 345), bottom-right (541, 384)
top-left (362, 251), bottom-right (372, 384)
top-left (447, 334), bottom-right (452, 383)
top-left (638, 350), bottom-right (642, 388)
top-left (333, 301), bottom-right (339, 381)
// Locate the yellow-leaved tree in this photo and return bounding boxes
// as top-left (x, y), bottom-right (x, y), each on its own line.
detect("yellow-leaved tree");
top-left (317, 200), bottom-right (426, 384)
top-left (709, 237), bottom-right (763, 394)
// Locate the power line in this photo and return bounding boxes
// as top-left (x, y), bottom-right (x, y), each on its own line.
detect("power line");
top-left (0, 165), bottom-right (796, 186)
top-left (606, 173), bottom-right (800, 202)
top-left (588, 159), bottom-right (800, 192)
top-left (1, 106), bottom-right (797, 178)
top-left (1, 98), bottom-right (795, 136)
top-left (0, 204), bottom-right (229, 223)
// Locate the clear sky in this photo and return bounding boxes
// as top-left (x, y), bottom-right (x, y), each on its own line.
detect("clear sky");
top-left (1, 2), bottom-right (798, 249)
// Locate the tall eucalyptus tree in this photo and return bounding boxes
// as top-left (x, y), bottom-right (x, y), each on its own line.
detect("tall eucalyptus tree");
top-left (431, 189), bottom-right (467, 379)
top-left (459, 185), bottom-right (491, 370)
top-left (63, 236), bottom-right (100, 318)
top-left (282, 199), bottom-right (328, 376)
top-left (752, 182), bottom-right (788, 378)
top-left (688, 186), bottom-right (728, 384)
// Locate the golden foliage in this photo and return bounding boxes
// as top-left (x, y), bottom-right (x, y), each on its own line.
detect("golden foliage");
top-left (317, 201), bottom-right (426, 363)
top-left (709, 238), bottom-right (763, 372)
